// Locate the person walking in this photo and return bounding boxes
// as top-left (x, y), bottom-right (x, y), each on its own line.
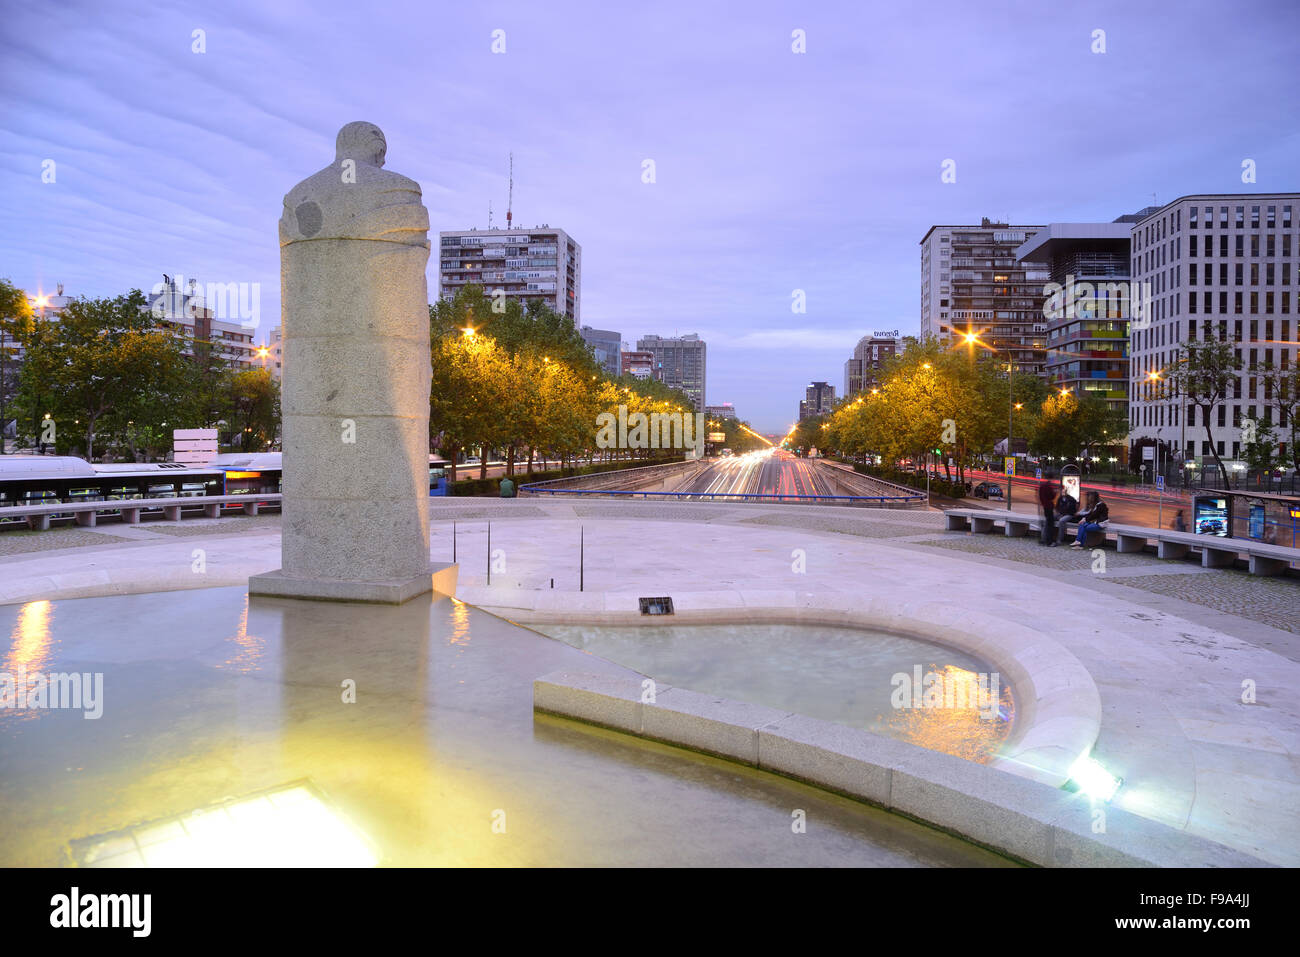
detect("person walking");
top-left (1070, 490), bottom-right (1110, 548)
top-left (1171, 509), bottom-right (1188, 532)
top-left (1037, 478), bottom-right (1057, 545)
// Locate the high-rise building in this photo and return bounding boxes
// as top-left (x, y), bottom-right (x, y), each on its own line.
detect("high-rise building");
top-left (920, 219), bottom-right (1050, 376)
top-left (799, 381), bottom-right (836, 420)
top-left (437, 226), bottom-right (581, 323)
top-left (580, 325), bottom-right (621, 378)
top-left (1128, 194), bottom-right (1299, 467)
top-left (637, 333), bottom-right (706, 410)
top-left (705, 403), bottom-right (737, 421)
top-left (843, 332), bottom-right (899, 397)
top-left (1015, 218), bottom-right (1147, 416)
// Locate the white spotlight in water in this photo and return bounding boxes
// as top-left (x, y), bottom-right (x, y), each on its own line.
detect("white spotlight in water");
top-left (1068, 754), bottom-right (1123, 802)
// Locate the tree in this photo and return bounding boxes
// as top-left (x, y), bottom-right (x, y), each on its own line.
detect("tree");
top-left (1168, 339), bottom-right (1241, 487)
top-left (1241, 418), bottom-right (1278, 482)
top-left (224, 367), bottom-right (280, 452)
top-left (0, 279), bottom-right (34, 453)
top-left (1258, 362), bottom-right (1300, 471)
top-left (12, 290), bottom-right (191, 460)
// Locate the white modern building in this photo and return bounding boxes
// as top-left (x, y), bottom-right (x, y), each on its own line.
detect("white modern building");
top-left (920, 219), bottom-right (1050, 376)
top-left (438, 226), bottom-right (581, 323)
top-left (1128, 194), bottom-right (1299, 468)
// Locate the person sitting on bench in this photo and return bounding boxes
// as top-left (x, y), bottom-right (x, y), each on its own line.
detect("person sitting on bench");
top-left (1068, 490), bottom-right (1110, 548)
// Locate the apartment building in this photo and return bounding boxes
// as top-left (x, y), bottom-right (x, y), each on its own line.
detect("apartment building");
top-left (920, 219), bottom-right (1049, 376)
top-left (843, 332), bottom-right (899, 397)
top-left (438, 226), bottom-right (581, 323)
top-left (145, 276), bottom-right (258, 370)
top-left (637, 334), bottom-right (706, 411)
top-left (1015, 218), bottom-right (1146, 415)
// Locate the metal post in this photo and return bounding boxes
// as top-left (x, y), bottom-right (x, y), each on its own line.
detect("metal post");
top-left (1006, 362), bottom-right (1014, 509)
top-left (452, 520), bottom-right (456, 563)
top-left (579, 525), bottom-right (584, 592)
top-left (486, 521), bottom-right (491, 585)
top-left (0, 323), bottom-right (6, 455)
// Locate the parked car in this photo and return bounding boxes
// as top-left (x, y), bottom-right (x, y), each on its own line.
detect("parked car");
top-left (973, 481), bottom-right (1004, 500)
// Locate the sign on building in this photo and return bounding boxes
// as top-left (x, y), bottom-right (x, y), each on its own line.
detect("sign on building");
top-left (174, 428), bottom-right (218, 465)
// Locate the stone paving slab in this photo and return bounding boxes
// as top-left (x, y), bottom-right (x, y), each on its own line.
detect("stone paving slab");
top-left (0, 526), bottom-right (126, 555)
top-left (1098, 573), bottom-right (1300, 635)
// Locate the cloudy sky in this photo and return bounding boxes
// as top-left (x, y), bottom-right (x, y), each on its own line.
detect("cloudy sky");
top-left (2, 0), bottom-right (1298, 432)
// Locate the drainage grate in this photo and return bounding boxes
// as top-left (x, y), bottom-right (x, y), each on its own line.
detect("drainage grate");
top-left (639, 596), bottom-right (674, 616)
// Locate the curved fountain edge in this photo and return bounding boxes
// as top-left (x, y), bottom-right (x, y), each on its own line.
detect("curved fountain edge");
top-left (467, 589), bottom-right (1103, 789)
top-left (530, 669), bottom-right (1270, 868)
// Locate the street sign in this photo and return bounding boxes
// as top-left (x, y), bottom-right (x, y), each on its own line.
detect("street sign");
top-left (1004, 457), bottom-right (1015, 476)
top-left (1035, 468), bottom-right (1043, 480)
top-left (1143, 446), bottom-right (1155, 461)
top-left (1156, 475), bottom-right (1165, 491)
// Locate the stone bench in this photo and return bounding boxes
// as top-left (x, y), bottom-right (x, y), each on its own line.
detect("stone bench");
top-left (944, 507), bottom-right (1300, 576)
top-left (0, 494), bottom-right (281, 531)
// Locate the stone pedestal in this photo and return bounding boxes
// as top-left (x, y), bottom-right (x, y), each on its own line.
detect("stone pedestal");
top-left (250, 122), bottom-right (438, 604)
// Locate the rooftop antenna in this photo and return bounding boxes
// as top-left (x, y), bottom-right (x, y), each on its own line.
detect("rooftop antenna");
top-left (506, 152), bottom-right (513, 230)
top-left (488, 199), bottom-right (493, 229)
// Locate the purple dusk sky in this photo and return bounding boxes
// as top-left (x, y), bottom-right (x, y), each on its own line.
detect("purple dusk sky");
top-left (2, 0), bottom-right (1298, 433)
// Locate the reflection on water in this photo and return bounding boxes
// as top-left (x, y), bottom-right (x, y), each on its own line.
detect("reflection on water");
top-left (447, 599), bottom-right (472, 647)
top-left (4, 600), bottom-right (54, 675)
top-left (535, 622), bottom-right (1015, 763)
top-left (218, 595), bottom-right (266, 674)
top-left (880, 664), bottom-right (1015, 763)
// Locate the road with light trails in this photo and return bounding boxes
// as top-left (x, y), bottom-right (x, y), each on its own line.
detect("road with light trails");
top-left (677, 449), bottom-right (840, 500)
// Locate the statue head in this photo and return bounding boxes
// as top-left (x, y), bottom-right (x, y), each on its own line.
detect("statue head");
top-left (335, 121), bottom-right (387, 168)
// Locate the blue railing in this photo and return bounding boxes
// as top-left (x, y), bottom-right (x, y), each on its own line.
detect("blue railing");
top-left (518, 486), bottom-right (926, 504)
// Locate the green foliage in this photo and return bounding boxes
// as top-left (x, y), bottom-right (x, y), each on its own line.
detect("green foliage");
top-left (449, 454), bottom-right (686, 496)
top-left (1257, 361), bottom-right (1300, 470)
top-left (1167, 339), bottom-right (1241, 486)
top-left (12, 290), bottom-right (192, 459)
top-left (430, 286), bottom-right (697, 479)
top-left (820, 339), bottom-right (1063, 479)
top-left (0, 278), bottom-right (35, 453)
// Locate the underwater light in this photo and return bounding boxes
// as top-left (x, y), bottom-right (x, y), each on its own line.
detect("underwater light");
top-left (1068, 754), bottom-right (1123, 802)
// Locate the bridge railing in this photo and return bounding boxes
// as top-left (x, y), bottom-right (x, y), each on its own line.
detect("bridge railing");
top-left (518, 486), bottom-right (925, 505)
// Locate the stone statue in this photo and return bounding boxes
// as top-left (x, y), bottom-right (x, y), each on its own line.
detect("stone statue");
top-left (251, 122), bottom-right (447, 603)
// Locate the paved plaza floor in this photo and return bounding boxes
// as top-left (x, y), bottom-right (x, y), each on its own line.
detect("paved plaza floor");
top-left (1, 497), bottom-right (1296, 865)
